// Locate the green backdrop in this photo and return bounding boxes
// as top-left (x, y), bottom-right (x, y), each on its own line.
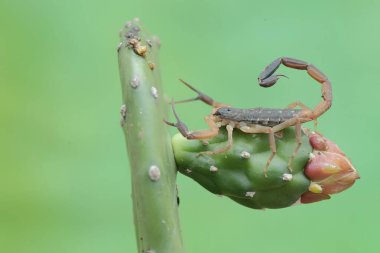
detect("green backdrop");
top-left (0, 0), bottom-right (377, 252)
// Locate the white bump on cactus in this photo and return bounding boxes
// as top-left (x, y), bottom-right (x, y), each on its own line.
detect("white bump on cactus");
top-left (148, 165), bottom-right (161, 181)
top-left (240, 151), bottom-right (251, 159)
top-left (245, 192), bottom-right (256, 198)
top-left (151, 86), bottom-right (158, 99)
top-left (210, 165), bottom-right (218, 172)
top-left (282, 173), bottom-right (293, 181)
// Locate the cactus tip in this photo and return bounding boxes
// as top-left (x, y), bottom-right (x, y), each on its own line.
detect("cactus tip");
top-left (135, 45), bottom-right (147, 56)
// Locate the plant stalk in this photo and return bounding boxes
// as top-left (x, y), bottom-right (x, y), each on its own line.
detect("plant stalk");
top-left (118, 18), bottom-right (185, 253)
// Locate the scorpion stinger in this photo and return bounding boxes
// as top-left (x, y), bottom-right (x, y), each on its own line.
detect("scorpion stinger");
top-left (258, 74), bottom-right (289, 88)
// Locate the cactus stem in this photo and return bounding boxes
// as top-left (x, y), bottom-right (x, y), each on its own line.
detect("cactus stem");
top-left (309, 152), bottom-right (316, 159)
top-left (118, 19), bottom-right (185, 253)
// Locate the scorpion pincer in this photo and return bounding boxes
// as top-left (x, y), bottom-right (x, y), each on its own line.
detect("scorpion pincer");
top-left (165, 57), bottom-right (332, 177)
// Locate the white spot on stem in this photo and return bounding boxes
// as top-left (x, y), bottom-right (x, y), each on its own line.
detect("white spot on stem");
top-left (245, 192), bottom-right (256, 198)
top-left (151, 86), bottom-right (158, 99)
top-left (130, 77), bottom-right (140, 88)
top-left (240, 151), bottom-right (251, 159)
top-left (210, 165), bottom-right (218, 172)
top-left (282, 173), bottom-right (293, 181)
top-left (148, 165), bottom-right (160, 181)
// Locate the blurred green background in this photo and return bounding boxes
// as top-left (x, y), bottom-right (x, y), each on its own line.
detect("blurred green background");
top-left (0, 0), bottom-right (378, 252)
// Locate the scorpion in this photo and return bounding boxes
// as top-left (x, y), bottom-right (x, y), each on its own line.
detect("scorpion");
top-left (165, 57), bottom-right (332, 176)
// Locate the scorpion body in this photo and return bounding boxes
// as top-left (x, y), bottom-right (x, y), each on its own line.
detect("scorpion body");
top-left (165, 57), bottom-right (332, 176)
top-left (214, 107), bottom-right (301, 128)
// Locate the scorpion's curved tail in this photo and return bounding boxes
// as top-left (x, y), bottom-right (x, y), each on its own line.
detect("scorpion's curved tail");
top-left (257, 57), bottom-right (332, 119)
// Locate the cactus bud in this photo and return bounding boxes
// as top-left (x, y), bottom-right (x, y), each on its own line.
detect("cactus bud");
top-left (172, 127), bottom-right (359, 209)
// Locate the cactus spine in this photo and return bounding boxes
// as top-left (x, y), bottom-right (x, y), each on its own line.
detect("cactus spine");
top-left (118, 19), bottom-right (185, 253)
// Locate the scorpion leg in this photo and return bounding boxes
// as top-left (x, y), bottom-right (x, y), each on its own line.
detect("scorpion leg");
top-left (289, 122), bottom-right (303, 170)
top-left (287, 101), bottom-right (318, 128)
top-left (287, 101), bottom-right (310, 110)
top-left (164, 99), bottom-right (220, 139)
top-left (174, 79), bottom-right (229, 108)
top-left (271, 117), bottom-right (303, 172)
top-left (239, 125), bottom-right (276, 178)
top-left (266, 130), bottom-right (276, 178)
top-left (200, 124), bottom-right (234, 155)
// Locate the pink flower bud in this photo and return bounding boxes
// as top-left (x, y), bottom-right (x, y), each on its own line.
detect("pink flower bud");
top-left (301, 131), bottom-right (359, 203)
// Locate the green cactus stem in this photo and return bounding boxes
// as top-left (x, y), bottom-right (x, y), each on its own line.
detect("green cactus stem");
top-left (172, 126), bottom-right (359, 209)
top-left (118, 18), bottom-right (185, 253)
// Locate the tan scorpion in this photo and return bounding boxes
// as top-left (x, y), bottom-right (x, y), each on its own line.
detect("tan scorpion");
top-left (165, 57), bottom-right (332, 176)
